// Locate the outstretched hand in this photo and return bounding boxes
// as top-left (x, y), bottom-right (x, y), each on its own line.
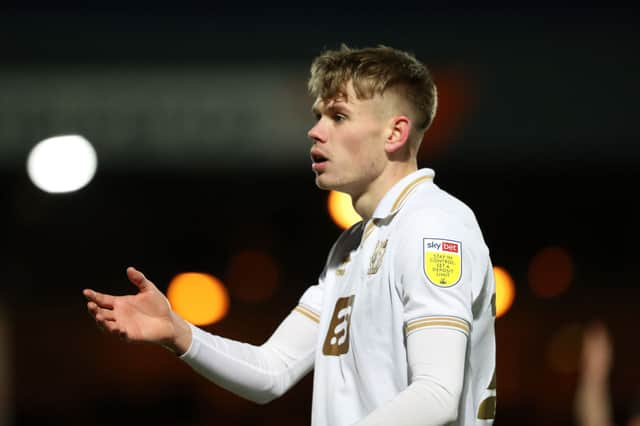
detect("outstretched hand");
top-left (574, 320), bottom-right (615, 426)
top-left (83, 266), bottom-right (191, 354)
top-left (580, 320), bottom-right (613, 383)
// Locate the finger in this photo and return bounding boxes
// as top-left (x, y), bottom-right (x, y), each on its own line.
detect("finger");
top-left (87, 301), bottom-right (99, 319)
top-left (94, 307), bottom-right (116, 322)
top-left (95, 317), bottom-right (115, 334)
top-left (87, 301), bottom-right (109, 319)
top-left (126, 266), bottom-right (153, 292)
top-left (101, 318), bottom-right (122, 335)
top-left (83, 289), bottom-right (115, 309)
top-left (96, 318), bottom-right (130, 342)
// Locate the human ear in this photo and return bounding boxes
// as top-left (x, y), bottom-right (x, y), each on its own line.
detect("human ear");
top-left (384, 116), bottom-right (411, 154)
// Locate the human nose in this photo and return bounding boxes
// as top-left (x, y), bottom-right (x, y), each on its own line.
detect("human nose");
top-left (307, 121), bottom-right (326, 144)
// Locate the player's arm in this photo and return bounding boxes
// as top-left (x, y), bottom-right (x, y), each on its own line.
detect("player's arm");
top-left (354, 327), bottom-right (466, 426)
top-left (354, 208), bottom-right (481, 425)
top-left (84, 266), bottom-right (320, 404)
top-left (178, 307), bottom-right (318, 404)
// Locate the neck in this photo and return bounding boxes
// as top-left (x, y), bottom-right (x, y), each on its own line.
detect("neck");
top-left (351, 160), bottom-right (417, 220)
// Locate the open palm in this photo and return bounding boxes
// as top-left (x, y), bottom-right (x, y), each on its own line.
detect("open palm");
top-left (84, 267), bottom-right (175, 345)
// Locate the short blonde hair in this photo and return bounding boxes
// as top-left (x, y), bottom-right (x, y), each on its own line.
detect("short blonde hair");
top-left (308, 44), bottom-right (437, 131)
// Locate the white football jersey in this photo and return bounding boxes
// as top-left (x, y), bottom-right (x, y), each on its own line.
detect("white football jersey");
top-left (295, 168), bottom-right (496, 426)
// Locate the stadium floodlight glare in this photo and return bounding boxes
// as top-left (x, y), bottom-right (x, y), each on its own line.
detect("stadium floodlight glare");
top-left (167, 272), bottom-right (230, 326)
top-left (26, 134), bottom-right (98, 194)
top-left (493, 266), bottom-right (515, 318)
top-left (328, 190), bottom-right (362, 230)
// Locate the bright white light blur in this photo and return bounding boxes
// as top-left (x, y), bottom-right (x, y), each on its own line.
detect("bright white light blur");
top-left (27, 135), bottom-right (98, 193)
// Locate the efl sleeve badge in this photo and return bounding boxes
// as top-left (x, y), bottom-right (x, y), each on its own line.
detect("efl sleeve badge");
top-left (423, 238), bottom-right (462, 287)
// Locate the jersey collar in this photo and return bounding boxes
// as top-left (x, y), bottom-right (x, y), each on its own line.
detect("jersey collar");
top-left (371, 168), bottom-right (435, 220)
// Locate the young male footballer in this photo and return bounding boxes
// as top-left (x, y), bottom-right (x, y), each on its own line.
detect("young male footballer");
top-left (84, 44), bottom-right (497, 425)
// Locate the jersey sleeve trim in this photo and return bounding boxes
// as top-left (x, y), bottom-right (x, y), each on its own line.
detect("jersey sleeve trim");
top-left (405, 315), bottom-right (470, 337)
top-left (293, 304), bottom-right (320, 324)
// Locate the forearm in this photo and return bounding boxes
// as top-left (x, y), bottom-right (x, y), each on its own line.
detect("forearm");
top-left (179, 310), bottom-right (317, 404)
top-left (355, 328), bottom-right (467, 426)
top-left (163, 311), bottom-right (193, 355)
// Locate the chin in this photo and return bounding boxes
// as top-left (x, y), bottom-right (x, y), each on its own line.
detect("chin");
top-left (316, 175), bottom-right (353, 194)
top-left (315, 174), bottom-right (341, 191)
top-left (314, 176), bottom-right (332, 190)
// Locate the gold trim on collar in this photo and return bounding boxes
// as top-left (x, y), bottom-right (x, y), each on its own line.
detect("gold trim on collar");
top-left (361, 221), bottom-right (376, 244)
top-left (391, 175), bottom-right (433, 212)
top-left (361, 174), bottom-right (432, 245)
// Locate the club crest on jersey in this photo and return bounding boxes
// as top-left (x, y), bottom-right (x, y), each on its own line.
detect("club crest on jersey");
top-left (423, 238), bottom-right (462, 287)
top-left (367, 239), bottom-right (388, 275)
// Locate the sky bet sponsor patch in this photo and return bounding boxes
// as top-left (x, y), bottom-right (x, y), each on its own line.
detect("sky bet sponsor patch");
top-left (423, 238), bottom-right (462, 287)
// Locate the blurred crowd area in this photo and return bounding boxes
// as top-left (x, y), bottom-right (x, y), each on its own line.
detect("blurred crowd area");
top-left (1, 4), bottom-right (638, 425)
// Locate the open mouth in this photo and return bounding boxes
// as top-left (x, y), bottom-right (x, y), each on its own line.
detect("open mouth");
top-left (311, 150), bottom-right (328, 165)
top-left (312, 153), bottom-right (327, 163)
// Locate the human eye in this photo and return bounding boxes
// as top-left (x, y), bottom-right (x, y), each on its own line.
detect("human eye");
top-left (333, 113), bottom-right (347, 123)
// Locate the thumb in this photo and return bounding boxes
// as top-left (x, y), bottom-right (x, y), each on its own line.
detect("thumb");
top-left (126, 266), bottom-right (154, 292)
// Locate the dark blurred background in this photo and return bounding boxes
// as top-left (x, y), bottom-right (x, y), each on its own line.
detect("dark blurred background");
top-left (1, 2), bottom-right (639, 425)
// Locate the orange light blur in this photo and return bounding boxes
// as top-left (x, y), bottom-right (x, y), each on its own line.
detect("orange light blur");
top-left (327, 190), bottom-right (362, 230)
top-left (419, 67), bottom-right (475, 160)
top-left (528, 246), bottom-right (573, 298)
top-left (167, 272), bottom-right (229, 325)
top-left (493, 266), bottom-right (515, 318)
top-left (226, 250), bottom-right (279, 303)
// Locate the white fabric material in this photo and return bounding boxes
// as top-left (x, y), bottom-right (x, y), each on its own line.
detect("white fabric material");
top-left (301, 168), bottom-right (496, 426)
top-left (355, 327), bottom-right (467, 426)
top-left (178, 168), bottom-right (496, 425)
top-left (180, 308), bottom-right (468, 426)
top-left (179, 309), bottom-right (318, 404)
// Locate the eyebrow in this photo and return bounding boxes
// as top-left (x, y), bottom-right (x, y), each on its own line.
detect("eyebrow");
top-left (311, 103), bottom-right (351, 116)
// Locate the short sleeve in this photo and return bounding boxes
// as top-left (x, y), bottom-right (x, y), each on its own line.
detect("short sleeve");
top-left (394, 209), bottom-right (473, 338)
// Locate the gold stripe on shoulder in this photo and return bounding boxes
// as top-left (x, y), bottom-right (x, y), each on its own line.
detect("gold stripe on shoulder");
top-left (391, 175), bottom-right (433, 212)
top-left (294, 305), bottom-right (320, 323)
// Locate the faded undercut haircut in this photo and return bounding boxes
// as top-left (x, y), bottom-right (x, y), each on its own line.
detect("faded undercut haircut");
top-left (308, 44), bottom-right (438, 131)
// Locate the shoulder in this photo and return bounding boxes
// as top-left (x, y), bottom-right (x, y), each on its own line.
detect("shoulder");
top-left (389, 185), bottom-right (488, 261)
top-left (396, 183), bottom-right (482, 236)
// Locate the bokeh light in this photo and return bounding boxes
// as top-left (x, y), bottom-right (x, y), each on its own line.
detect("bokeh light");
top-left (493, 266), bottom-right (516, 318)
top-left (546, 323), bottom-right (583, 374)
top-left (27, 134), bottom-right (97, 193)
top-left (226, 250), bottom-right (279, 303)
top-left (167, 272), bottom-right (229, 325)
top-left (528, 246), bottom-right (574, 298)
top-left (419, 68), bottom-right (474, 160)
top-left (327, 190), bottom-right (362, 230)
